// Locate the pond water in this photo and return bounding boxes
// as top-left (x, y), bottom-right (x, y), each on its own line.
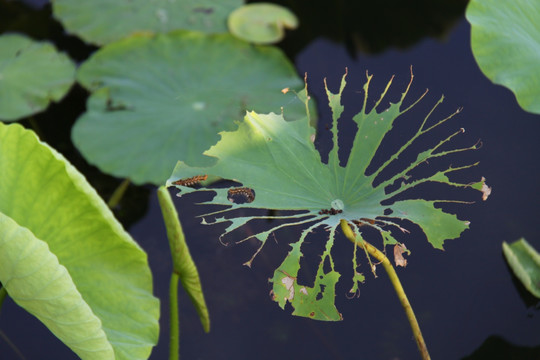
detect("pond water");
top-left (1, 1), bottom-right (540, 360)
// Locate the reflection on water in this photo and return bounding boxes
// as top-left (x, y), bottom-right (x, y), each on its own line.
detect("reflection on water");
top-left (463, 335), bottom-right (540, 360)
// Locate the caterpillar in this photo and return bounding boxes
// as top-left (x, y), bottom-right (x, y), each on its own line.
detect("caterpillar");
top-left (172, 174), bottom-right (207, 187)
top-left (318, 208), bottom-right (343, 215)
top-left (227, 187), bottom-right (255, 203)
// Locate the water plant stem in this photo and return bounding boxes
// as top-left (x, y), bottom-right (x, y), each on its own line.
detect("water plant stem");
top-left (169, 272), bottom-right (180, 360)
top-left (0, 328), bottom-right (27, 360)
top-left (157, 186), bottom-right (210, 360)
top-left (107, 178), bottom-right (131, 208)
top-left (339, 219), bottom-right (431, 360)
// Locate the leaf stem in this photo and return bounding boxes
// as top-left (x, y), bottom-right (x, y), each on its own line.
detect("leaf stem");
top-left (339, 220), bottom-right (431, 360)
top-left (157, 186), bottom-right (210, 332)
top-left (107, 178), bottom-right (131, 208)
top-left (169, 272), bottom-right (180, 360)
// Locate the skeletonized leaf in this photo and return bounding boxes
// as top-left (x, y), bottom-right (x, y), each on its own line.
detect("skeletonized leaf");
top-left (168, 71), bottom-right (488, 320)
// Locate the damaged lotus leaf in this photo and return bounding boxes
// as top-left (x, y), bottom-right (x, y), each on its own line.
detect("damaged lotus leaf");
top-left (168, 70), bottom-right (489, 321)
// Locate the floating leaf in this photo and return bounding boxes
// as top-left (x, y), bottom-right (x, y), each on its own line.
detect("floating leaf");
top-left (52, 0), bottom-right (243, 45)
top-left (0, 123), bottom-right (159, 359)
top-left (503, 238), bottom-right (540, 298)
top-left (73, 31), bottom-right (311, 185)
top-left (467, 0), bottom-right (540, 114)
top-left (228, 3), bottom-right (298, 44)
top-left (168, 71), bottom-right (488, 320)
top-left (0, 33), bottom-right (75, 121)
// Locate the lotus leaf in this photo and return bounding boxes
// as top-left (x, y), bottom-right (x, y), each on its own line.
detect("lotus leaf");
top-left (0, 212), bottom-right (114, 359)
top-left (467, 0), bottom-right (540, 114)
top-left (503, 238), bottom-right (540, 298)
top-left (73, 31), bottom-right (311, 185)
top-left (168, 71), bottom-right (489, 320)
top-left (0, 33), bottom-right (75, 121)
top-left (52, 0), bottom-right (243, 45)
top-left (228, 3), bottom-right (298, 44)
top-left (0, 122), bottom-right (159, 359)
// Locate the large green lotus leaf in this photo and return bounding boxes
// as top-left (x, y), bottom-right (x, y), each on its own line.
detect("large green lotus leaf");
top-left (228, 3), bottom-right (298, 44)
top-left (503, 238), bottom-right (540, 298)
top-left (467, 0), bottom-right (540, 114)
top-left (0, 213), bottom-right (114, 359)
top-left (52, 0), bottom-right (243, 45)
top-left (0, 33), bottom-right (75, 122)
top-left (73, 31), bottom-right (310, 185)
top-left (0, 123), bottom-right (159, 359)
top-left (168, 71), bottom-right (490, 320)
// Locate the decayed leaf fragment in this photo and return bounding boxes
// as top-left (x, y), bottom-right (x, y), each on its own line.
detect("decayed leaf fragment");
top-left (281, 275), bottom-right (295, 300)
top-left (480, 177), bottom-right (492, 201)
top-left (168, 69), bottom-right (488, 321)
top-left (394, 244), bottom-right (408, 267)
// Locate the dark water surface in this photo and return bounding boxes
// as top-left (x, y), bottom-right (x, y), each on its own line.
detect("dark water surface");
top-left (1, 2), bottom-right (540, 360)
top-left (139, 19), bottom-right (540, 360)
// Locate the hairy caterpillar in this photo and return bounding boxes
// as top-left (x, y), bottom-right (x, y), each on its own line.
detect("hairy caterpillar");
top-left (172, 174), bottom-right (208, 187)
top-left (318, 208), bottom-right (343, 215)
top-left (227, 187), bottom-right (255, 203)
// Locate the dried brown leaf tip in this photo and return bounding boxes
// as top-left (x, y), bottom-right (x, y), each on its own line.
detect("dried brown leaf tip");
top-left (394, 243), bottom-right (408, 268)
top-left (172, 174), bottom-right (208, 187)
top-left (480, 177), bottom-right (491, 201)
top-left (227, 187), bottom-right (255, 203)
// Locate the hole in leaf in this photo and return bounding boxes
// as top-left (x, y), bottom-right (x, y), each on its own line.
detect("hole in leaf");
top-left (297, 227), bottom-right (328, 287)
top-left (322, 255), bottom-right (332, 274)
top-left (316, 285), bottom-right (326, 300)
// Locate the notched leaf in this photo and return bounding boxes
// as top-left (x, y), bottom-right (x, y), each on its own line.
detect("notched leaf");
top-left (169, 69), bottom-right (488, 321)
